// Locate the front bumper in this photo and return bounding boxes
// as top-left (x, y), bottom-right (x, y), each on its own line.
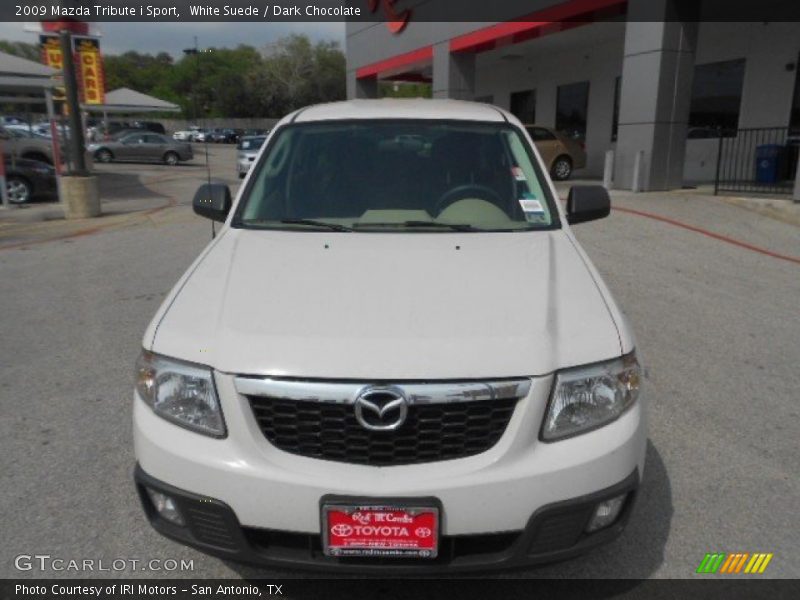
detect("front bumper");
top-left (135, 464), bottom-right (639, 573)
top-left (133, 370), bottom-right (647, 571)
top-left (236, 158), bottom-right (254, 174)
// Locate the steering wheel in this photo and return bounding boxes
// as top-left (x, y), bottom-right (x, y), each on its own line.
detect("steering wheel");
top-left (434, 184), bottom-right (503, 216)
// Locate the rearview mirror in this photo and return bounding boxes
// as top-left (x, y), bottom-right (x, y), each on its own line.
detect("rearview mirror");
top-left (193, 183), bottom-right (232, 222)
top-left (566, 185), bottom-right (611, 225)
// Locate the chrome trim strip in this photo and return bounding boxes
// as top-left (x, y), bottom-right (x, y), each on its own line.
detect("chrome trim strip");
top-left (234, 377), bottom-right (532, 405)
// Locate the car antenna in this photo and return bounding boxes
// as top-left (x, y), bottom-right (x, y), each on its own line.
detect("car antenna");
top-left (204, 119), bottom-right (214, 239)
top-left (192, 36), bottom-right (215, 239)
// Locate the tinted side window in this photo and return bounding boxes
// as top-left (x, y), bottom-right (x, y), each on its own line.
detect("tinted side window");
top-left (527, 127), bottom-right (557, 141)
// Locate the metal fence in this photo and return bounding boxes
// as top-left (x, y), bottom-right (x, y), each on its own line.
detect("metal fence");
top-left (714, 127), bottom-right (799, 195)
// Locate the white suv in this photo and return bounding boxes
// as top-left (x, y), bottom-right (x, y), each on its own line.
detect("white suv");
top-left (134, 100), bottom-right (646, 572)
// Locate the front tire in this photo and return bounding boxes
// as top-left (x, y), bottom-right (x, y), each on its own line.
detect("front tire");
top-left (7, 176), bottom-right (32, 204)
top-left (163, 152), bottom-right (179, 166)
top-left (551, 156), bottom-right (573, 181)
top-left (95, 149), bottom-right (113, 163)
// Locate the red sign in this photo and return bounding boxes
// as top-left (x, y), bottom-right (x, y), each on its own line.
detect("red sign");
top-left (324, 505), bottom-right (438, 558)
top-left (366, 0), bottom-right (411, 34)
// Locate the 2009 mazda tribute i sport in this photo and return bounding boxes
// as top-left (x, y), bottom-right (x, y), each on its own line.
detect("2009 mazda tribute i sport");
top-left (134, 99), bottom-right (646, 572)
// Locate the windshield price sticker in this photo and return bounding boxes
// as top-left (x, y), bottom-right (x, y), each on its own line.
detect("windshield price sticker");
top-left (519, 199), bottom-right (544, 214)
top-left (323, 504), bottom-right (439, 558)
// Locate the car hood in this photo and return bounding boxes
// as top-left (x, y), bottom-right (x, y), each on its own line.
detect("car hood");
top-left (149, 229), bottom-right (622, 379)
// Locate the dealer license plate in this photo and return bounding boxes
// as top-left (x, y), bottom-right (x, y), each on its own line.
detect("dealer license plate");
top-left (322, 503), bottom-right (439, 558)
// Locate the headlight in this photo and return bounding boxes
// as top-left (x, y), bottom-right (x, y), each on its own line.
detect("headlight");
top-left (542, 353), bottom-right (641, 441)
top-left (135, 350), bottom-right (226, 437)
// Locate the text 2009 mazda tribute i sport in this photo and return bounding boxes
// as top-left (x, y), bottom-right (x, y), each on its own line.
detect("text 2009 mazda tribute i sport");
top-left (133, 99), bottom-right (645, 572)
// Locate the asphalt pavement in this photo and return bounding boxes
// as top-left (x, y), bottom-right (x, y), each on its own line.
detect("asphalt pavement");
top-left (1, 144), bottom-right (798, 582)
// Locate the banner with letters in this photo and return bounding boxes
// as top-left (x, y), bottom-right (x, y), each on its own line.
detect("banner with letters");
top-left (39, 34), bottom-right (105, 105)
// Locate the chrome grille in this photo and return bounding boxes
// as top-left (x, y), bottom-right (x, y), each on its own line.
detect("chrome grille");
top-left (237, 378), bottom-right (530, 467)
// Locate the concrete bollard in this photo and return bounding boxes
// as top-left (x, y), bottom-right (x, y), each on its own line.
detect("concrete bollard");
top-left (632, 150), bottom-right (644, 193)
top-left (603, 150), bottom-right (614, 190)
top-left (61, 175), bottom-right (101, 219)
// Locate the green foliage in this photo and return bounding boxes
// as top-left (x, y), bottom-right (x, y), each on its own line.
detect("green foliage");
top-left (105, 34), bottom-right (345, 119)
top-left (0, 33), bottom-right (345, 119)
top-left (380, 81), bottom-right (432, 99)
top-left (0, 40), bottom-right (41, 61)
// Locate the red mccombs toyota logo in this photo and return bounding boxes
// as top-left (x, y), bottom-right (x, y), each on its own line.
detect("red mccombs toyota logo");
top-left (366, 0), bottom-right (411, 33)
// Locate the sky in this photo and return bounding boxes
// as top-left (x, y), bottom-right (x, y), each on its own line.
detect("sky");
top-left (0, 21), bottom-right (345, 56)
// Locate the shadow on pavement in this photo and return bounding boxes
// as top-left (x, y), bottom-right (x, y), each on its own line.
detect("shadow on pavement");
top-left (96, 170), bottom-right (171, 202)
top-left (222, 440), bottom-right (672, 596)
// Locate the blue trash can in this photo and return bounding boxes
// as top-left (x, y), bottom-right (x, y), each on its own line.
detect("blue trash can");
top-left (755, 144), bottom-right (783, 183)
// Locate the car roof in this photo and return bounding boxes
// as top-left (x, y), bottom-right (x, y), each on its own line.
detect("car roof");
top-left (293, 99), bottom-right (508, 123)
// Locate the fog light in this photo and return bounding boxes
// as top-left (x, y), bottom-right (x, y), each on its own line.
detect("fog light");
top-left (146, 488), bottom-right (185, 526)
top-left (586, 494), bottom-right (626, 532)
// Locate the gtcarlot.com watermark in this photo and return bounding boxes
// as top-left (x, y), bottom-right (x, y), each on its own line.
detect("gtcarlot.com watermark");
top-left (14, 554), bottom-right (194, 573)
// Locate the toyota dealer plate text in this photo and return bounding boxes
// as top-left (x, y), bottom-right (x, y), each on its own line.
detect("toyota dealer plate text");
top-left (322, 504), bottom-right (439, 558)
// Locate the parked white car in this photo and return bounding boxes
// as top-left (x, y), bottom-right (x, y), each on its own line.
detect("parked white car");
top-left (173, 126), bottom-right (200, 142)
top-left (134, 99), bottom-right (645, 572)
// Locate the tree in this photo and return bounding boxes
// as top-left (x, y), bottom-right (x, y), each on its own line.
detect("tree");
top-left (0, 40), bottom-right (40, 61)
top-left (0, 33), bottom-right (345, 119)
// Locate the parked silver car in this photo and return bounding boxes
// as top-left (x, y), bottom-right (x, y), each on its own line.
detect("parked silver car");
top-left (0, 126), bottom-right (54, 164)
top-left (236, 135), bottom-right (266, 178)
top-left (88, 132), bottom-right (193, 166)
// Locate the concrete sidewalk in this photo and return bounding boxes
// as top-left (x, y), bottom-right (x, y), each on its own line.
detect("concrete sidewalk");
top-left (557, 179), bottom-right (800, 227)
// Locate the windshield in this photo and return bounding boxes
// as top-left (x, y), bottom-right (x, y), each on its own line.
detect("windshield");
top-left (234, 120), bottom-right (559, 232)
top-left (239, 137), bottom-right (265, 151)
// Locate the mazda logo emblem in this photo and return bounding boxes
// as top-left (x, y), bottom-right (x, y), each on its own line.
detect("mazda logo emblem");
top-left (354, 386), bottom-right (408, 431)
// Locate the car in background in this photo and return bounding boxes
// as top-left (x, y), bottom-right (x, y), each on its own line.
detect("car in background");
top-left (134, 121), bottom-right (167, 135)
top-left (4, 124), bottom-right (53, 141)
top-left (173, 126), bottom-right (201, 142)
top-left (4, 157), bottom-right (56, 204)
top-left (194, 129), bottom-right (208, 143)
top-left (236, 135), bottom-right (266, 178)
top-left (0, 116), bottom-right (29, 127)
top-left (0, 126), bottom-right (54, 165)
top-left (88, 132), bottom-right (193, 166)
top-left (524, 125), bottom-right (587, 180)
top-left (208, 128), bottom-right (239, 144)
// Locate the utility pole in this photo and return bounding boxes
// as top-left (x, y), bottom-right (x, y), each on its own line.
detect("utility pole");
top-left (60, 29), bottom-right (88, 176)
top-left (183, 36), bottom-right (200, 124)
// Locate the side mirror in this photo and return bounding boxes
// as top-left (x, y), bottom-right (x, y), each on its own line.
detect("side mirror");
top-left (193, 183), bottom-right (232, 222)
top-left (566, 185), bottom-right (611, 225)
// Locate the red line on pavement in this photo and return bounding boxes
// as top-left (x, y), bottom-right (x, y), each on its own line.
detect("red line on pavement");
top-left (0, 194), bottom-right (178, 252)
top-left (612, 206), bottom-right (800, 266)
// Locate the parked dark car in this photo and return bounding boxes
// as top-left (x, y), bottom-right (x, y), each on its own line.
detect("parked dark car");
top-left (208, 128), bottom-right (238, 144)
top-left (4, 157), bottom-right (56, 204)
top-left (134, 121), bottom-right (167, 134)
top-left (88, 132), bottom-right (193, 166)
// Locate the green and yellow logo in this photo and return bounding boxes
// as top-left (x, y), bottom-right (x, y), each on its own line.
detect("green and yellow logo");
top-left (696, 552), bottom-right (773, 574)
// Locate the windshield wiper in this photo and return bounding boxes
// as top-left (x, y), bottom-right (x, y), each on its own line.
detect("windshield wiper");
top-left (271, 219), bottom-right (352, 231)
top-left (352, 221), bottom-right (479, 232)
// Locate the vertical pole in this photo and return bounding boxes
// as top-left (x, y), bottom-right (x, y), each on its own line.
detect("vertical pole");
top-left (0, 139), bottom-right (7, 208)
top-left (45, 88), bottom-right (63, 204)
top-left (60, 29), bottom-right (88, 176)
top-left (632, 150), bottom-right (644, 193)
top-left (714, 132), bottom-right (723, 195)
top-left (603, 150), bottom-right (614, 190)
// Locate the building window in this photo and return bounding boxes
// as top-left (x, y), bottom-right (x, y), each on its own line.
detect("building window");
top-left (790, 53), bottom-right (800, 134)
top-left (510, 89), bottom-right (536, 124)
top-left (556, 81), bottom-right (590, 142)
top-left (611, 76), bottom-right (621, 142)
top-left (689, 59), bottom-right (745, 135)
